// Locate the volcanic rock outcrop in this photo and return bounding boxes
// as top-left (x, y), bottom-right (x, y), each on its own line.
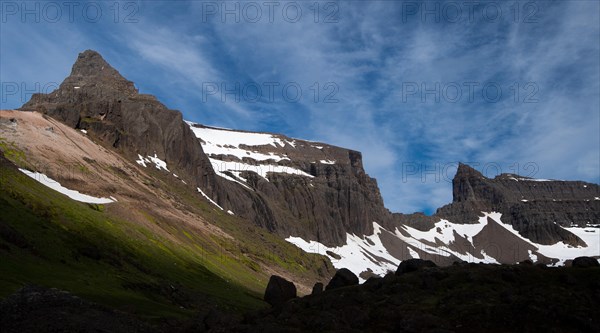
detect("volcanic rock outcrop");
top-left (20, 50), bottom-right (600, 255)
top-left (21, 50), bottom-right (220, 197)
top-left (20, 50), bottom-right (396, 247)
top-left (436, 163), bottom-right (599, 246)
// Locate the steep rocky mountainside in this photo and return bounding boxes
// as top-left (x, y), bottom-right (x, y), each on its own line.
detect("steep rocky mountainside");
top-left (21, 50), bottom-right (396, 247)
top-left (187, 123), bottom-right (391, 246)
top-left (15, 50), bottom-right (600, 280)
top-left (187, 126), bottom-right (599, 277)
top-left (21, 50), bottom-right (220, 198)
top-left (436, 163), bottom-right (599, 246)
top-left (0, 109), bottom-right (334, 312)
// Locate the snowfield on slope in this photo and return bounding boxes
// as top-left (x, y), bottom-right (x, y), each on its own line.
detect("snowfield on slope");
top-left (485, 212), bottom-right (600, 266)
top-left (286, 212), bottom-right (600, 279)
top-left (287, 223), bottom-right (401, 282)
top-left (187, 121), bottom-right (292, 162)
top-left (136, 154), bottom-right (169, 171)
top-left (187, 122), bottom-right (317, 183)
top-left (19, 168), bottom-right (115, 204)
top-left (209, 158), bottom-right (314, 182)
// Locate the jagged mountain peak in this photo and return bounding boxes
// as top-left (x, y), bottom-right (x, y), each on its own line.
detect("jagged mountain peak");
top-left (19, 50), bottom-right (219, 200)
top-left (454, 162), bottom-right (484, 180)
top-left (71, 50), bottom-right (115, 77)
top-left (452, 162), bottom-right (485, 203)
top-left (61, 49), bottom-right (137, 96)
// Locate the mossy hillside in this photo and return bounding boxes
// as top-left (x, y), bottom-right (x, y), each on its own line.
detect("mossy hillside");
top-left (0, 141), bottom-right (332, 320)
top-left (0, 162), bottom-right (266, 320)
top-left (0, 137), bottom-right (265, 296)
top-left (143, 166), bottom-right (333, 287)
top-left (0, 138), bottom-right (26, 168)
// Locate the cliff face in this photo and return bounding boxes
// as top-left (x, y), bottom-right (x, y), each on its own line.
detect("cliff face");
top-left (436, 163), bottom-right (600, 246)
top-left (20, 50), bottom-right (392, 247)
top-left (21, 50), bottom-right (220, 196)
top-left (186, 124), bottom-right (392, 246)
top-left (15, 50), bottom-right (600, 277)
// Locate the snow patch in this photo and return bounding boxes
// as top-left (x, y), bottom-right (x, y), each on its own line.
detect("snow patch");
top-left (147, 154), bottom-right (169, 171)
top-left (187, 122), bottom-right (290, 161)
top-left (80, 129), bottom-right (87, 134)
top-left (209, 159), bottom-right (313, 182)
top-left (197, 187), bottom-right (223, 210)
top-left (19, 169), bottom-right (114, 204)
top-left (394, 214), bottom-right (500, 264)
top-left (487, 213), bottom-right (600, 264)
top-left (136, 154), bottom-right (169, 171)
top-left (136, 154), bottom-right (148, 167)
top-left (408, 247), bottom-right (420, 259)
top-left (286, 222), bottom-right (400, 282)
top-left (320, 160), bottom-right (335, 165)
top-left (528, 250), bottom-right (538, 262)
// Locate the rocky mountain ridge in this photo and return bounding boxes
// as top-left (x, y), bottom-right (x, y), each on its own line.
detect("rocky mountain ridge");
top-left (18, 50), bottom-right (600, 277)
top-left (21, 50), bottom-right (221, 199)
top-left (20, 49), bottom-right (396, 247)
top-left (437, 163), bottom-right (599, 246)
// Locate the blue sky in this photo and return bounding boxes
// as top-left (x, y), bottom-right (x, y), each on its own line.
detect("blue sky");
top-left (1, 0), bottom-right (599, 214)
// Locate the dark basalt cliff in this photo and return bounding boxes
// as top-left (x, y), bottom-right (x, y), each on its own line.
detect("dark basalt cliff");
top-left (20, 50), bottom-right (220, 196)
top-left (436, 163), bottom-right (600, 246)
top-left (189, 123), bottom-right (393, 246)
top-left (20, 50), bottom-right (395, 246)
top-left (20, 50), bottom-right (599, 250)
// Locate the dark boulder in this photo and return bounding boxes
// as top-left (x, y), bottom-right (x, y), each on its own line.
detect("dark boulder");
top-left (395, 259), bottom-right (437, 275)
top-left (311, 282), bottom-right (323, 295)
top-left (364, 276), bottom-right (384, 291)
top-left (572, 256), bottom-right (600, 268)
top-left (264, 275), bottom-right (297, 306)
top-left (325, 268), bottom-right (359, 290)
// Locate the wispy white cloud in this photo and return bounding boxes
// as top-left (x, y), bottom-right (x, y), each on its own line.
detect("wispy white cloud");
top-left (2, 0), bottom-right (598, 214)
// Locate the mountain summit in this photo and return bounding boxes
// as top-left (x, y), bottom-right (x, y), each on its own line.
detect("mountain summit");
top-left (62, 49), bottom-right (138, 96)
top-left (21, 50), bottom-right (220, 196)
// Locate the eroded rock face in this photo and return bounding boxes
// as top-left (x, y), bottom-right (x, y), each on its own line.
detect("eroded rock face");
top-left (19, 50), bottom-right (599, 261)
top-left (189, 122), bottom-right (394, 246)
top-left (436, 163), bottom-right (599, 246)
top-left (21, 50), bottom-right (398, 247)
top-left (20, 50), bottom-right (220, 197)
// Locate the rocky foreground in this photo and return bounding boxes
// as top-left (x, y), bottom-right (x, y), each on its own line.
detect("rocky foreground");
top-left (2, 258), bottom-right (599, 333)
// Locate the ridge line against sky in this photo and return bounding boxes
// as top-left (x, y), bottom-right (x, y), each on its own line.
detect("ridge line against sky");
top-left (1, 0), bottom-right (599, 214)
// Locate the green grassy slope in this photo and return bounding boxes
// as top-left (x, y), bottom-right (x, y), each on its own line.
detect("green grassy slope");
top-left (0, 151), bottom-right (328, 323)
top-left (0, 157), bottom-right (267, 319)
